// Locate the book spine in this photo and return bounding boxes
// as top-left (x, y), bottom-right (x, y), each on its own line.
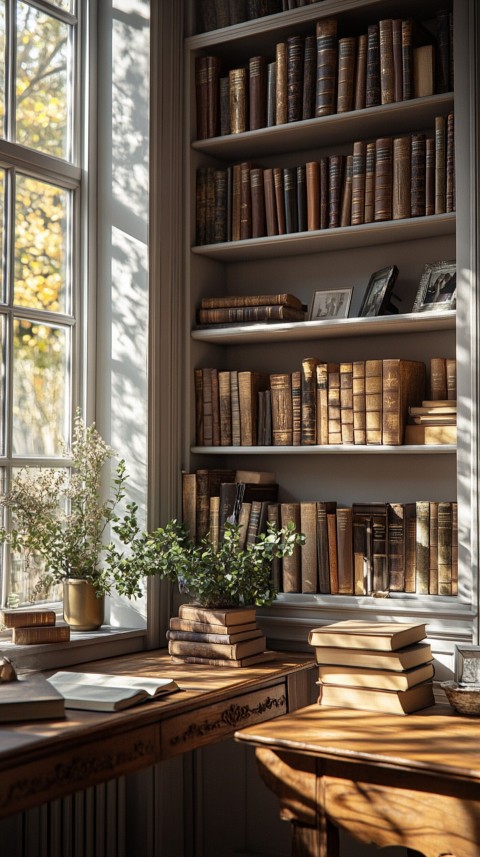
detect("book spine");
top-left (328, 154), bottom-right (344, 229)
top-left (425, 136), bottom-right (435, 216)
top-left (249, 55), bottom-right (267, 130)
top-left (231, 163), bottom-right (242, 241)
top-left (319, 157), bottom-right (328, 229)
top-left (302, 33), bottom-right (316, 119)
top-left (205, 167), bottom-right (216, 244)
top-left (340, 154), bottom-right (353, 228)
top-left (250, 167), bottom-right (266, 238)
top-left (351, 140), bottom-right (366, 226)
top-left (415, 500), bottom-right (430, 595)
top-left (316, 502), bottom-right (333, 593)
top-left (327, 511), bottom-right (339, 594)
top-left (281, 503), bottom-right (301, 592)
top-left (352, 360), bottom-right (366, 445)
top-left (374, 136), bottom-right (393, 222)
top-left (267, 61), bottom-right (277, 127)
top-left (365, 23), bottom-right (380, 108)
top-left (275, 41), bottom-right (287, 124)
top-left (449, 11), bottom-right (454, 91)
top-left (287, 34), bottom-right (304, 123)
top-left (404, 502), bottom-right (417, 592)
top-left (352, 512), bottom-right (367, 594)
top-left (315, 17), bottom-right (338, 117)
top-left (411, 133), bottom-right (426, 218)
top-left (291, 369), bottom-right (302, 446)
top-left (436, 9), bottom-right (451, 93)
top-left (238, 371), bottom-right (263, 446)
top-left (270, 373), bottom-right (293, 445)
top-left (194, 369), bottom-right (204, 446)
top-left (413, 45), bottom-right (435, 98)
top-left (202, 367), bottom-right (213, 446)
top-left (387, 502), bottom-right (405, 592)
top-left (238, 501), bottom-right (251, 549)
top-left (392, 136), bottom-right (411, 220)
top-left (245, 499), bottom-right (262, 546)
top-left (316, 362), bottom-right (329, 445)
top-left (353, 33), bottom-right (367, 110)
top-left (263, 168), bottom-right (278, 236)
top-left (340, 361), bottom-right (354, 444)
top-left (240, 161), bottom-right (252, 240)
top-left (283, 167), bottom-right (298, 233)
top-left (300, 501), bottom-right (318, 592)
top-left (229, 67), bottom-right (247, 134)
top-left (327, 363), bottom-right (341, 444)
top-left (195, 56), bottom-right (209, 140)
top-left (365, 359), bottom-right (382, 444)
top-left (213, 169), bottom-right (227, 243)
top-left (306, 161), bottom-right (320, 231)
top-left (301, 357), bottom-right (318, 445)
top-left (218, 370), bottom-right (232, 446)
top-left (296, 164), bottom-right (307, 232)
top-left (13, 625), bottom-right (70, 644)
top-left (438, 501), bottom-right (453, 595)
top-left (435, 114), bottom-right (446, 215)
top-left (273, 167), bottom-right (286, 234)
top-left (267, 503), bottom-right (281, 591)
top-left (209, 494), bottom-right (220, 548)
top-left (336, 507), bottom-right (354, 594)
top-left (392, 18), bottom-right (403, 101)
top-left (372, 511), bottom-right (388, 591)
top-left (195, 167), bottom-right (207, 246)
top-left (219, 76), bottom-right (230, 136)
top-left (452, 500), bottom-right (458, 595)
top-left (364, 141), bottom-right (376, 223)
top-left (210, 367), bottom-right (220, 446)
top-left (446, 112), bottom-right (455, 212)
top-left (230, 371), bottom-right (241, 445)
top-left (206, 55), bottom-right (221, 138)
top-left (429, 500), bottom-right (438, 595)
top-left (401, 18), bottom-right (413, 100)
top-left (337, 35), bottom-right (356, 113)
top-left (430, 357), bottom-right (447, 401)
top-left (446, 357), bottom-right (457, 400)
top-left (201, 293), bottom-right (304, 311)
top-left (379, 19), bottom-right (394, 104)
top-left (382, 358), bottom-right (404, 446)
top-left (1, 609), bottom-right (56, 628)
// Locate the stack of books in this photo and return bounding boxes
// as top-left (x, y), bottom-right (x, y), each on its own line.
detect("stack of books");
top-left (308, 620), bottom-right (435, 714)
top-left (196, 293), bottom-right (307, 328)
top-left (167, 604), bottom-right (273, 667)
top-left (2, 609), bottom-right (70, 644)
top-left (406, 400), bottom-right (457, 445)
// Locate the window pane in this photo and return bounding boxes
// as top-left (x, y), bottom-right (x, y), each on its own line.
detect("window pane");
top-left (14, 174), bottom-right (70, 314)
top-left (13, 318), bottom-right (69, 455)
top-left (0, 2), bottom-right (4, 138)
top-left (16, 2), bottom-right (71, 160)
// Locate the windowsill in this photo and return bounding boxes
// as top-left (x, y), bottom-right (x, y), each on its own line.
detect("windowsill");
top-left (0, 626), bottom-right (148, 671)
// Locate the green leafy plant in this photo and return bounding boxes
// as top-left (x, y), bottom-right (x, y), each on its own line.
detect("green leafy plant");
top-left (0, 413), bottom-right (305, 607)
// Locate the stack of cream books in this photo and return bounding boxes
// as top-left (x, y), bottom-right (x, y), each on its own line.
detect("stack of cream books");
top-left (308, 620), bottom-right (435, 715)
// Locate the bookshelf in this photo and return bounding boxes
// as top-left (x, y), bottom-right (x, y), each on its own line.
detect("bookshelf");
top-left (183, 0), bottom-right (476, 677)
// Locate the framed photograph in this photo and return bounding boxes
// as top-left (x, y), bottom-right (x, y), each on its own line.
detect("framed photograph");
top-left (456, 645), bottom-right (480, 686)
top-left (309, 288), bottom-right (352, 320)
top-left (358, 265), bottom-right (399, 317)
top-left (412, 260), bottom-right (456, 313)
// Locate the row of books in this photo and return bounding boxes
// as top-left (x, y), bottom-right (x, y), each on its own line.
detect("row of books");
top-left (194, 358), bottom-right (457, 449)
top-left (167, 603), bottom-right (273, 668)
top-left (181, 471), bottom-right (458, 598)
top-left (195, 116), bottom-right (455, 245)
top-left (309, 620), bottom-right (435, 714)
top-left (196, 12), bottom-right (452, 138)
top-left (196, 0), bottom-right (303, 35)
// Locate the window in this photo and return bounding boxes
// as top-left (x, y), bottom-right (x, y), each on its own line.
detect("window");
top-left (0, 0), bottom-right (82, 606)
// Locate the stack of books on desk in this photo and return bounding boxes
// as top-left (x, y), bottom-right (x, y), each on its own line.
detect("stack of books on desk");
top-left (308, 620), bottom-right (435, 715)
top-left (167, 604), bottom-right (274, 667)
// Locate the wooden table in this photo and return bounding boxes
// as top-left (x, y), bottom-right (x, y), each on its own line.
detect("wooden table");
top-left (235, 698), bottom-right (480, 857)
top-left (0, 649), bottom-right (314, 819)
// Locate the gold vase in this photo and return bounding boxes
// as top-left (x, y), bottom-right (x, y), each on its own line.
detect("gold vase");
top-left (63, 579), bottom-right (105, 631)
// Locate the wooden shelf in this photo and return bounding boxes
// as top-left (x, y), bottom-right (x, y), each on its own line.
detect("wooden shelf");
top-left (192, 213), bottom-right (456, 262)
top-left (191, 310), bottom-right (456, 345)
top-left (192, 94), bottom-right (454, 161)
top-left (191, 445), bottom-right (456, 455)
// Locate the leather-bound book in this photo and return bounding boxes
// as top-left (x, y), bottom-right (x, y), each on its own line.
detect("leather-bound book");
top-left (218, 370), bottom-right (232, 446)
top-left (327, 362), bottom-right (341, 444)
top-left (301, 357), bottom-right (319, 445)
top-left (436, 8), bottom-right (451, 94)
top-left (291, 369), bottom-right (301, 446)
top-left (267, 60), bottom-right (276, 126)
top-left (210, 368), bottom-right (220, 446)
top-left (319, 157), bottom-right (328, 229)
top-left (387, 502), bottom-right (406, 592)
top-left (352, 360), bottom-right (366, 445)
top-left (239, 161), bottom-right (252, 239)
top-left (306, 161), bottom-right (320, 230)
top-left (401, 18), bottom-right (413, 100)
top-left (392, 136), bottom-right (411, 220)
top-left (316, 501), bottom-right (337, 593)
top-left (429, 357), bottom-right (447, 401)
top-left (429, 500), bottom-right (438, 595)
top-left (316, 362), bottom-right (329, 445)
top-left (197, 0), bottom-right (217, 33)
top-left (337, 35), bottom-right (356, 113)
top-left (438, 501), bottom-right (453, 595)
top-left (302, 33), bottom-right (316, 119)
top-left (229, 67), bottom-right (248, 134)
top-left (229, 0), bottom-right (247, 24)
top-left (213, 169), bottom-right (228, 243)
top-left (249, 55), bottom-right (267, 130)
top-left (415, 500), bottom-right (430, 595)
top-left (425, 137), bottom-right (435, 216)
top-left (328, 154), bottom-right (345, 229)
top-left (435, 114), bottom-right (446, 214)
top-left (365, 23), bottom-right (380, 107)
top-left (281, 503), bottom-right (301, 592)
top-left (182, 471), bottom-right (197, 542)
top-left (213, 0), bottom-right (230, 29)
top-left (270, 373), bottom-right (293, 445)
top-left (300, 501), bottom-right (318, 592)
top-left (230, 371), bottom-right (241, 445)
top-left (351, 141), bottom-right (366, 226)
top-left (263, 168), bottom-right (278, 236)
top-left (195, 468), bottom-right (236, 544)
top-left (297, 164), bottom-right (307, 232)
top-left (219, 76), bottom-right (230, 135)
top-left (364, 141), bottom-right (376, 223)
top-left (275, 41), bottom-right (287, 124)
top-left (340, 154), bottom-right (353, 227)
top-left (315, 17), bottom-right (338, 117)
top-left (205, 166), bottom-right (216, 245)
top-left (446, 111), bottom-right (455, 212)
top-left (231, 163), bottom-right (242, 241)
top-left (238, 371), bottom-right (269, 446)
top-left (413, 45), bottom-right (435, 97)
top-left (410, 133), bottom-right (426, 217)
top-left (452, 501), bottom-right (458, 595)
top-left (365, 358), bottom-right (382, 445)
top-left (327, 511), bottom-right (339, 593)
top-left (273, 167), bottom-right (286, 234)
top-left (374, 136), bottom-right (393, 222)
top-left (446, 357), bottom-right (457, 399)
top-left (336, 506), bottom-right (354, 594)
top-left (340, 361), bottom-right (354, 444)
top-left (195, 167), bottom-right (207, 246)
top-left (194, 369), bottom-right (204, 446)
top-left (354, 33), bottom-right (367, 110)
top-left (392, 18), bottom-right (403, 101)
top-left (379, 19), bottom-right (394, 104)
top-left (195, 56), bottom-right (209, 140)
top-left (283, 167), bottom-right (298, 233)
top-left (250, 167), bottom-right (266, 238)
top-left (206, 55), bottom-right (221, 137)
top-left (382, 359), bottom-right (426, 446)
top-left (287, 34), bottom-right (304, 123)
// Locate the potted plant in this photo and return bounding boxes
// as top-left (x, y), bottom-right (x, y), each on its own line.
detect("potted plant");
top-left (0, 414), bottom-right (304, 631)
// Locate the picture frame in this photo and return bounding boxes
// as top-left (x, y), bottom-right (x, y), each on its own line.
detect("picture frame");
top-left (308, 288), bottom-right (352, 320)
top-left (358, 265), bottom-right (399, 317)
top-left (456, 645), bottom-right (480, 686)
top-left (412, 260), bottom-right (456, 313)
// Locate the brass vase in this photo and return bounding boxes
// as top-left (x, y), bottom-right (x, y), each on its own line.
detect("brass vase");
top-left (63, 579), bottom-right (105, 631)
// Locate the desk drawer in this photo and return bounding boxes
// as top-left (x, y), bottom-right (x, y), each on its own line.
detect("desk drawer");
top-left (161, 683), bottom-right (287, 757)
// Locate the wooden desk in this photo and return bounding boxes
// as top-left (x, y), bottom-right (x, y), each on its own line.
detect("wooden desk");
top-left (235, 698), bottom-right (480, 857)
top-left (0, 649), bottom-right (314, 819)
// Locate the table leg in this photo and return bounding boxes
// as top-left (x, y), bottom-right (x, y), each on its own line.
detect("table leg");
top-left (291, 816), bottom-right (340, 857)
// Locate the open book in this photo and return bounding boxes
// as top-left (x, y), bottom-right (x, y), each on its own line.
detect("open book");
top-left (47, 671), bottom-right (180, 712)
